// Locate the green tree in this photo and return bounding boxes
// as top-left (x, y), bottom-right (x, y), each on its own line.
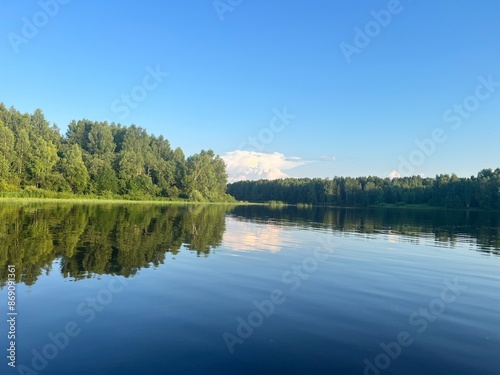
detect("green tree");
top-left (184, 150), bottom-right (229, 201)
top-left (87, 122), bottom-right (116, 159)
top-left (0, 120), bottom-right (15, 185)
top-left (60, 144), bottom-right (90, 193)
top-left (27, 136), bottom-right (58, 188)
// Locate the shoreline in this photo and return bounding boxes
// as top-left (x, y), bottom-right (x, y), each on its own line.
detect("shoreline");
top-left (0, 197), bottom-right (258, 205)
top-left (0, 198), bottom-right (497, 212)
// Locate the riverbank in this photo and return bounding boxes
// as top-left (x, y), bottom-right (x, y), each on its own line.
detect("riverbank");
top-left (0, 192), bottom-right (251, 205)
top-left (0, 197), bottom-right (267, 206)
top-left (369, 203), bottom-right (496, 212)
top-left (0, 195), bottom-right (495, 211)
top-left (257, 201), bottom-right (498, 212)
top-left (0, 188), bottom-right (240, 205)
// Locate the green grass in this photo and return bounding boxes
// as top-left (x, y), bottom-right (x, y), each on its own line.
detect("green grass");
top-left (0, 190), bottom-right (248, 205)
top-left (267, 200), bottom-right (288, 207)
top-left (0, 197), bottom-right (255, 206)
top-left (296, 203), bottom-right (313, 208)
top-left (1, 197), bottom-right (182, 205)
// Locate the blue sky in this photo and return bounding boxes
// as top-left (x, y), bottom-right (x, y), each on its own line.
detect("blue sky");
top-left (1, 0), bottom-right (499, 180)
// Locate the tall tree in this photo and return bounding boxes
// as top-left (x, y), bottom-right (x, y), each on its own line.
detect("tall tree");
top-left (59, 144), bottom-right (90, 194)
top-left (0, 120), bottom-right (15, 185)
top-left (184, 150), bottom-right (228, 201)
top-left (26, 136), bottom-right (58, 188)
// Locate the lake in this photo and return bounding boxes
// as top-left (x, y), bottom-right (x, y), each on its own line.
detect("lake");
top-left (1, 203), bottom-right (499, 375)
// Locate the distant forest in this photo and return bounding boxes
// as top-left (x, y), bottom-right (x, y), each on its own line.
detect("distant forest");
top-left (0, 104), bottom-right (231, 201)
top-left (228, 170), bottom-right (500, 209)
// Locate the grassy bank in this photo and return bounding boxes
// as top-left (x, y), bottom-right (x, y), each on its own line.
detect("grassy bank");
top-left (258, 201), bottom-right (498, 212)
top-left (1, 193), bottom-right (493, 211)
top-left (0, 197), bottom-right (190, 205)
top-left (0, 190), bottom-right (247, 205)
top-left (370, 203), bottom-right (496, 212)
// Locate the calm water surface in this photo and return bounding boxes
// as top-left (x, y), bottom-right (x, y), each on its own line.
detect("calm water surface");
top-left (0, 203), bottom-right (499, 375)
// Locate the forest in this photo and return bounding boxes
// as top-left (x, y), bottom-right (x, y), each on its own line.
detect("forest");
top-left (0, 103), bottom-right (232, 201)
top-left (228, 169), bottom-right (500, 209)
top-left (1, 103), bottom-right (499, 209)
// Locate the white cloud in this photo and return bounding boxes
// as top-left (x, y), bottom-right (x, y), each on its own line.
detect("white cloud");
top-left (388, 170), bottom-right (401, 179)
top-left (222, 150), bottom-right (309, 183)
top-left (388, 170), bottom-right (426, 179)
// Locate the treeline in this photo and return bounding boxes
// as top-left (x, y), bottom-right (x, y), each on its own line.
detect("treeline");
top-left (0, 103), bottom-right (232, 201)
top-left (228, 170), bottom-right (500, 209)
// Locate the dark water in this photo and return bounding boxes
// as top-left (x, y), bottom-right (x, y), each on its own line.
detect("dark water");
top-left (0, 203), bottom-right (499, 375)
